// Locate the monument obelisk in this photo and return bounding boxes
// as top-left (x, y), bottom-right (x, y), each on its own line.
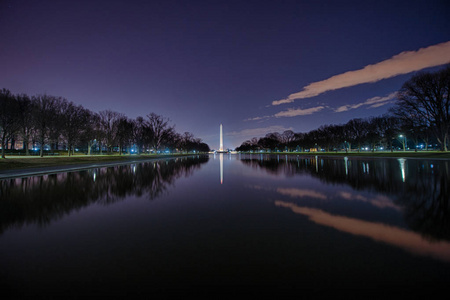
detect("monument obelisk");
top-left (219, 124), bottom-right (224, 152)
top-left (219, 124), bottom-right (224, 183)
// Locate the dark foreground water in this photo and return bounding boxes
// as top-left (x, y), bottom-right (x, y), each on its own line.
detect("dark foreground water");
top-left (1, 154), bottom-right (449, 295)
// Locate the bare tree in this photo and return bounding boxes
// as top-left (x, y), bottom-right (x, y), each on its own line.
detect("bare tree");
top-left (89, 113), bottom-right (104, 154)
top-left (281, 130), bottom-right (295, 151)
top-left (257, 132), bottom-right (281, 151)
top-left (0, 89), bottom-right (19, 158)
top-left (160, 125), bottom-right (177, 152)
top-left (180, 131), bottom-right (194, 152)
top-left (365, 117), bottom-right (383, 152)
top-left (31, 94), bottom-right (63, 157)
top-left (345, 118), bottom-right (369, 152)
top-left (133, 116), bottom-right (147, 154)
top-left (16, 93), bottom-right (34, 155)
top-left (80, 110), bottom-right (96, 155)
top-left (393, 65), bottom-right (450, 151)
top-left (317, 124), bottom-right (345, 152)
top-left (146, 113), bottom-right (174, 152)
top-left (376, 114), bottom-right (400, 152)
top-left (116, 117), bottom-right (134, 155)
top-left (60, 101), bottom-right (91, 156)
top-left (98, 110), bottom-right (123, 153)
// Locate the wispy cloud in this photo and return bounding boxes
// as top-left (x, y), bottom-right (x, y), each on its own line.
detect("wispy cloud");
top-left (274, 105), bottom-right (326, 117)
top-left (334, 92), bottom-right (397, 113)
top-left (227, 125), bottom-right (293, 138)
top-left (247, 91), bottom-right (394, 122)
top-left (273, 41), bottom-right (450, 106)
top-left (246, 105), bottom-right (326, 121)
top-left (244, 115), bottom-right (271, 121)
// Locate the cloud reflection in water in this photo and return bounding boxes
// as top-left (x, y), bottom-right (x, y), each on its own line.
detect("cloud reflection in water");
top-left (275, 200), bottom-right (450, 263)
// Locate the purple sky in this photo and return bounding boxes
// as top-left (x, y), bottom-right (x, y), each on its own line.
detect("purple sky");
top-left (1, 0), bottom-right (449, 150)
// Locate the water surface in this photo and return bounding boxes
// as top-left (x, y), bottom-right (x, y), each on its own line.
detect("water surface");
top-left (1, 154), bottom-right (449, 295)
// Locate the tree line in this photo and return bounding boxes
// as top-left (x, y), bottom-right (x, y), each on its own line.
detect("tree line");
top-left (237, 66), bottom-right (450, 152)
top-left (0, 91), bottom-right (210, 158)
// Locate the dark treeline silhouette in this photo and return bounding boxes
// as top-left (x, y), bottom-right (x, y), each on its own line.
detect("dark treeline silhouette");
top-left (0, 90), bottom-right (210, 158)
top-left (240, 154), bottom-right (450, 242)
top-left (236, 115), bottom-right (412, 153)
top-left (237, 66), bottom-right (450, 153)
top-left (0, 155), bottom-right (209, 234)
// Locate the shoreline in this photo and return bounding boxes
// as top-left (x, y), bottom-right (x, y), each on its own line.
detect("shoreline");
top-left (1, 151), bottom-right (449, 179)
top-left (0, 154), bottom-right (204, 179)
top-left (236, 151), bottom-right (450, 160)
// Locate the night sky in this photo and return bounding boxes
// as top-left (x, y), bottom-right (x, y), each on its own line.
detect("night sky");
top-left (1, 0), bottom-right (449, 150)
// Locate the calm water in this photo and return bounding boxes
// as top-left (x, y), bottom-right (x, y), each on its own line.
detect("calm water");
top-left (1, 154), bottom-right (449, 295)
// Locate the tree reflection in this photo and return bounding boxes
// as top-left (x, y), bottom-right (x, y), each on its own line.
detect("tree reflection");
top-left (240, 154), bottom-right (450, 241)
top-left (400, 161), bottom-right (450, 241)
top-left (0, 156), bottom-right (208, 234)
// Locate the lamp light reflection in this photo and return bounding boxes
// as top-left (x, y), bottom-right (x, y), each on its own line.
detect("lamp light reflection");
top-left (344, 156), bottom-right (348, 175)
top-left (398, 158), bottom-right (406, 182)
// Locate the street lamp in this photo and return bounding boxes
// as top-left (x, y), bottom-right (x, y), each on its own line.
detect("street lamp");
top-left (399, 135), bottom-right (406, 151)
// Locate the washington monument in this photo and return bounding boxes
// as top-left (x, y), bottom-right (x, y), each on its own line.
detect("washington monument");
top-left (219, 124), bottom-right (224, 152)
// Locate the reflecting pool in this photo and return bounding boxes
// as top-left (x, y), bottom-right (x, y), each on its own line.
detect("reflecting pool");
top-left (1, 154), bottom-right (449, 295)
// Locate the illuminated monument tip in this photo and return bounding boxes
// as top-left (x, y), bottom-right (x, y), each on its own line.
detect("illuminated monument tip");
top-left (219, 123), bottom-right (224, 152)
